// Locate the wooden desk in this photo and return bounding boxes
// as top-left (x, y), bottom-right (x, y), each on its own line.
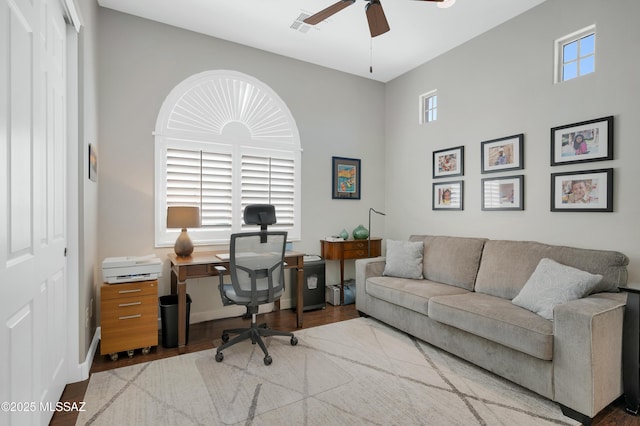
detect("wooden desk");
top-left (320, 238), bottom-right (382, 305)
top-left (169, 250), bottom-right (305, 354)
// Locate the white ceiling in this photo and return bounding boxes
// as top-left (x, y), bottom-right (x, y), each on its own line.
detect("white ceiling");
top-left (97, 0), bottom-right (547, 82)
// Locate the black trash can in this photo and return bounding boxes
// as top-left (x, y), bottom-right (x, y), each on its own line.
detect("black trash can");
top-left (159, 294), bottom-right (192, 348)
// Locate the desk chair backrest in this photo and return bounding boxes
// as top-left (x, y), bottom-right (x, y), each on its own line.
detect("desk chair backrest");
top-left (227, 231), bottom-right (288, 307)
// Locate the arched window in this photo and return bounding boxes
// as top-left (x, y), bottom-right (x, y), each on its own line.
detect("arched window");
top-left (154, 70), bottom-right (302, 247)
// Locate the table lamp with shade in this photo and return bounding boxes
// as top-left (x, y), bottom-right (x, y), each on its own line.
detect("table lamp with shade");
top-left (167, 206), bottom-right (201, 257)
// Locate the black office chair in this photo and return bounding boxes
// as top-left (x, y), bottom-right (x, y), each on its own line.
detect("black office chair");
top-left (214, 205), bottom-right (298, 365)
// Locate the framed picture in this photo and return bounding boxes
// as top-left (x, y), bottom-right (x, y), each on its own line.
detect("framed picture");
top-left (332, 156), bottom-right (361, 199)
top-left (89, 143), bottom-right (97, 182)
top-left (433, 146), bottom-right (464, 179)
top-left (550, 116), bottom-right (613, 165)
top-left (551, 168), bottom-right (613, 212)
top-left (481, 134), bottom-right (524, 174)
top-left (481, 175), bottom-right (524, 211)
top-left (433, 180), bottom-right (463, 210)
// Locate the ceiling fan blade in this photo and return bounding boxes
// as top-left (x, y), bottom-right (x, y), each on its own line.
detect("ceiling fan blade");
top-left (304, 0), bottom-right (356, 25)
top-left (366, 0), bottom-right (390, 38)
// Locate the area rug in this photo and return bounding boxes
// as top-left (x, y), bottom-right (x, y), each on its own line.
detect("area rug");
top-left (76, 317), bottom-right (578, 425)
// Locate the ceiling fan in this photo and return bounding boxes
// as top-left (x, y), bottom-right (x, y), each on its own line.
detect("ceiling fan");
top-left (304, 0), bottom-right (445, 38)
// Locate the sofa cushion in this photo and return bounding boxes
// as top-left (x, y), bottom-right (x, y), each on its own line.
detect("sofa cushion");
top-left (512, 258), bottom-right (603, 320)
top-left (366, 276), bottom-right (469, 316)
top-left (383, 239), bottom-right (424, 279)
top-left (475, 240), bottom-right (628, 300)
top-left (409, 235), bottom-right (486, 291)
top-left (428, 292), bottom-right (554, 360)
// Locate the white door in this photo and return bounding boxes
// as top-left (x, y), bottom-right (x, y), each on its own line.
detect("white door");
top-left (0, 0), bottom-right (68, 424)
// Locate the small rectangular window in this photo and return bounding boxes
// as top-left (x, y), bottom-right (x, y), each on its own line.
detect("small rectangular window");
top-left (555, 26), bottom-right (596, 83)
top-left (419, 90), bottom-right (438, 124)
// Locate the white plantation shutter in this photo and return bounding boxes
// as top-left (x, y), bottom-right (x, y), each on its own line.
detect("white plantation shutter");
top-left (240, 154), bottom-right (295, 231)
top-left (166, 147), bottom-right (233, 231)
top-left (155, 70), bottom-right (301, 246)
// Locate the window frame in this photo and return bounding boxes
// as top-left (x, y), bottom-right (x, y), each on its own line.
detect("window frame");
top-left (154, 70), bottom-right (302, 248)
top-left (554, 25), bottom-right (596, 83)
top-left (419, 90), bottom-right (438, 124)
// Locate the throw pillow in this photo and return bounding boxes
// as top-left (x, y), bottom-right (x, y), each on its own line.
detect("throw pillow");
top-left (383, 240), bottom-right (424, 279)
top-left (512, 258), bottom-right (603, 320)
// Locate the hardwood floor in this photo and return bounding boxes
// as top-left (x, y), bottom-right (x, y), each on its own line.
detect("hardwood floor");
top-left (51, 304), bottom-right (636, 425)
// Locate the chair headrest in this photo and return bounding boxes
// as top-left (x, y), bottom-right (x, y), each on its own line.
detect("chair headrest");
top-left (244, 204), bottom-right (277, 226)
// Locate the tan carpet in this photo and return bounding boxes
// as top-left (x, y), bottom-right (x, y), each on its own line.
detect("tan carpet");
top-left (77, 317), bottom-right (578, 425)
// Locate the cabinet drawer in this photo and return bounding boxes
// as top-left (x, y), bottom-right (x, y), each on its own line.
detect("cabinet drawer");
top-left (101, 280), bottom-right (157, 301)
top-left (101, 295), bottom-right (158, 322)
top-left (342, 241), bottom-right (368, 251)
top-left (343, 249), bottom-right (368, 259)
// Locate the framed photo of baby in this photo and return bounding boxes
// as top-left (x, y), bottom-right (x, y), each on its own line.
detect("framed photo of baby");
top-left (433, 146), bottom-right (464, 179)
top-left (550, 116), bottom-right (613, 166)
top-left (480, 134), bottom-right (524, 174)
top-left (551, 168), bottom-right (613, 212)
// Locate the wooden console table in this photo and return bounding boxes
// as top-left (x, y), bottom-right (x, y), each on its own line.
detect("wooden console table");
top-left (320, 238), bottom-right (382, 305)
top-left (620, 283), bottom-right (640, 415)
top-left (169, 250), bottom-right (305, 354)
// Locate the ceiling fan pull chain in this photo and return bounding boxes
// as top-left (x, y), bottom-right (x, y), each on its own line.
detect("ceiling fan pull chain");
top-left (370, 38), bottom-right (373, 73)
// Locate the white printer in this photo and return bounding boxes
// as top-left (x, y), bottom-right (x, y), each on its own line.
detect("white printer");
top-left (102, 254), bottom-right (162, 284)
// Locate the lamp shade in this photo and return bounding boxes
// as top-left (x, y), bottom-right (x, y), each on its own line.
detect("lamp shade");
top-left (167, 206), bottom-right (201, 229)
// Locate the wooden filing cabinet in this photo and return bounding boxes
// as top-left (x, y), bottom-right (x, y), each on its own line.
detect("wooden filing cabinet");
top-left (100, 280), bottom-right (158, 360)
top-left (321, 238), bottom-right (382, 305)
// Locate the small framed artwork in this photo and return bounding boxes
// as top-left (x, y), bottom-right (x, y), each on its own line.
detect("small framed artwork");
top-left (433, 180), bottom-right (463, 210)
top-left (332, 156), bottom-right (361, 200)
top-left (481, 175), bottom-right (524, 211)
top-left (433, 146), bottom-right (464, 179)
top-left (481, 134), bottom-right (524, 174)
top-left (88, 143), bottom-right (97, 182)
top-left (551, 168), bottom-right (613, 212)
top-left (550, 116), bottom-right (613, 166)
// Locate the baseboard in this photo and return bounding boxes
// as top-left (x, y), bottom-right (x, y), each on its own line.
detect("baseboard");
top-left (66, 327), bottom-right (100, 384)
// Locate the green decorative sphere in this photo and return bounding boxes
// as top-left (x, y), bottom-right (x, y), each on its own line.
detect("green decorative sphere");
top-left (352, 224), bottom-right (369, 240)
top-left (339, 229), bottom-right (349, 240)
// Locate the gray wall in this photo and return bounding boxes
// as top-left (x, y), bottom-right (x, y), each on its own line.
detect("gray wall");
top-left (96, 0), bottom-right (640, 331)
top-left (97, 8), bottom-right (386, 322)
top-left (384, 0), bottom-right (640, 282)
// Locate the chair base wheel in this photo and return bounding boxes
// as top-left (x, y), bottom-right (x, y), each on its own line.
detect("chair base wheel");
top-left (291, 336), bottom-right (298, 346)
top-left (215, 351), bottom-right (224, 362)
top-left (264, 355), bottom-right (272, 365)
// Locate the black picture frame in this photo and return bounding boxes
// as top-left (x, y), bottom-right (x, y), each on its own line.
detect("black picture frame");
top-left (433, 180), bottom-right (463, 210)
top-left (481, 175), bottom-right (524, 211)
top-left (550, 116), bottom-right (613, 166)
top-left (332, 156), bottom-right (361, 200)
top-left (481, 134), bottom-right (524, 174)
top-left (433, 146), bottom-right (464, 179)
top-left (550, 168), bottom-right (613, 212)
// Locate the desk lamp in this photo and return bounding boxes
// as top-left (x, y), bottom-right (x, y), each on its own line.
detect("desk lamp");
top-left (368, 207), bottom-right (385, 257)
top-left (167, 206), bottom-right (201, 257)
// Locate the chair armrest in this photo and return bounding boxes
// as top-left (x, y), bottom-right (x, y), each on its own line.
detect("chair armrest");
top-left (553, 292), bottom-right (626, 417)
top-left (215, 265), bottom-right (230, 305)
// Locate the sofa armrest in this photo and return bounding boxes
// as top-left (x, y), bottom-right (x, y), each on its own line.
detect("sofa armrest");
top-left (355, 257), bottom-right (386, 309)
top-left (553, 292), bottom-right (626, 417)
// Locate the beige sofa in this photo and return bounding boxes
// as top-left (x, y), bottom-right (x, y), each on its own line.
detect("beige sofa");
top-left (355, 235), bottom-right (629, 425)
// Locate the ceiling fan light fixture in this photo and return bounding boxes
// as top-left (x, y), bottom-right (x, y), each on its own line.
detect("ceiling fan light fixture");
top-left (437, 0), bottom-right (456, 8)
